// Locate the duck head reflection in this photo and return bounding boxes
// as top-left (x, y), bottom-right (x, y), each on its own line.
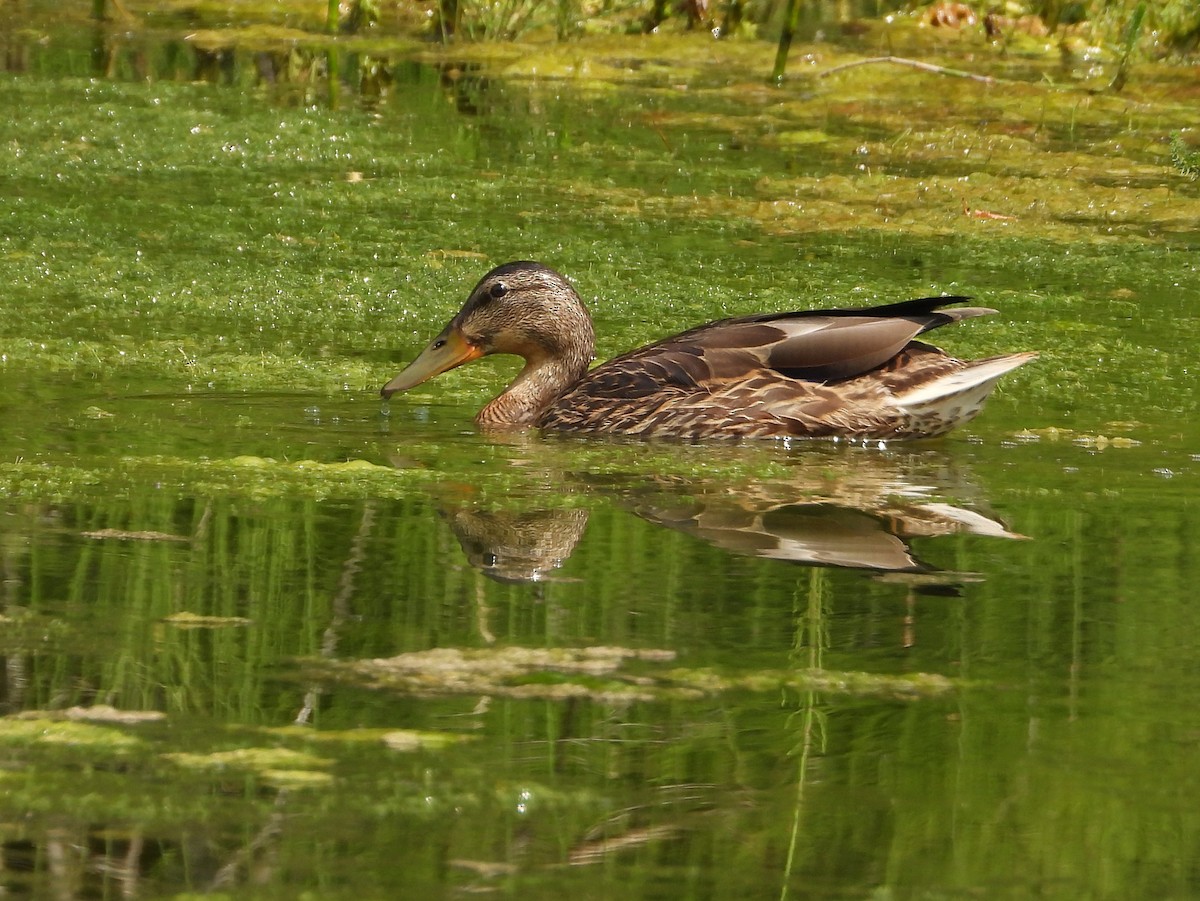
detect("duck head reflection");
top-left (443, 506), bottom-right (588, 584)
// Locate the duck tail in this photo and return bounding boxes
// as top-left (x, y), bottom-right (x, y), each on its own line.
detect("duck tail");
top-left (890, 351), bottom-right (1039, 423)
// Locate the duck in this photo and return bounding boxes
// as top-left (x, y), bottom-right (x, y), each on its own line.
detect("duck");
top-left (380, 261), bottom-right (1036, 440)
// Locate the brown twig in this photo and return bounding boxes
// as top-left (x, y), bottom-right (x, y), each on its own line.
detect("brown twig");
top-left (816, 55), bottom-right (999, 85)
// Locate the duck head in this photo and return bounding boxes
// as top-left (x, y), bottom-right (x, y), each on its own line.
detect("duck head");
top-left (381, 261), bottom-right (596, 401)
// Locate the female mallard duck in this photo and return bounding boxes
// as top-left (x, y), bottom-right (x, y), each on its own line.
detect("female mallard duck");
top-left (381, 261), bottom-right (1036, 440)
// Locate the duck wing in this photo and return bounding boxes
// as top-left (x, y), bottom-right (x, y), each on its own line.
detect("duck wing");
top-left (579, 296), bottom-right (995, 397)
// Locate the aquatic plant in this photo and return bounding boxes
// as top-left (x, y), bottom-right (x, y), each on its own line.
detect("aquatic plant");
top-left (1108, 0), bottom-right (1146, 91)
top-left (1171, 132), bottom-right (1200, 179)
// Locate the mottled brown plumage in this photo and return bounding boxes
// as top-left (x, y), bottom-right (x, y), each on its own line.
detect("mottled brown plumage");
top-left (381, 261), bottom-right (1036, 440)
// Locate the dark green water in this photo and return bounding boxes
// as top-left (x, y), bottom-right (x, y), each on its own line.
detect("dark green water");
top-left (2, 10), bottom-right (1200, 899)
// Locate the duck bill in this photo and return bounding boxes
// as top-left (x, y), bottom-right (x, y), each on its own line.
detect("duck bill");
top-left (380, 326), bottom-right (483, 398)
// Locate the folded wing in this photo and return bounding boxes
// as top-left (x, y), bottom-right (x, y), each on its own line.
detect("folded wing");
top-left (585, 296), bottom-right (996, 394)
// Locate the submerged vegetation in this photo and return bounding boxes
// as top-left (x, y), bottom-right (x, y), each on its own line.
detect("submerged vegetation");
top-left (303, 645), bottom-right (957, 699)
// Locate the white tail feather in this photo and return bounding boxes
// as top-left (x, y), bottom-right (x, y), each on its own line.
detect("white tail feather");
top-left (892, 352), bottom-right (1038, 411)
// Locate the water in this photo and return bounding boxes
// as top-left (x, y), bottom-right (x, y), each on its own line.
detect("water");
top-left (2, 9), bottom-right (1200, 899)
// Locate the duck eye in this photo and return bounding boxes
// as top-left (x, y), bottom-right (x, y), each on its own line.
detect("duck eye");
top-left (488, 282), bottom-right (508, 300)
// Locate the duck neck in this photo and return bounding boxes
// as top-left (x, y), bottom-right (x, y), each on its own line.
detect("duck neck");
top-left (477, 345), bottom-right (592, 427)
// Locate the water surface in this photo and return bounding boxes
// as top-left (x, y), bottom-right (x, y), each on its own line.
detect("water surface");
top-left (1, 13), bottom-right (1199, 899)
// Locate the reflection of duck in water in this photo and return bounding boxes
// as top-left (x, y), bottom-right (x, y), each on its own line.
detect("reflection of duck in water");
top-left (443, 494), bottom-right (1019, 583)
top-left (443, 506), bottom-right (588, 584)
top-left (382, 261), bottom-right (1036, 440)
top-left (440, 451), bottom-right (1023, 582)
top-left (630, 497), bottom-right (1015, 576)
